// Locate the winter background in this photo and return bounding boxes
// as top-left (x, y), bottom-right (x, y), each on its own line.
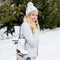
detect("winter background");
top-left (0, 26), bottom-right (60, 60)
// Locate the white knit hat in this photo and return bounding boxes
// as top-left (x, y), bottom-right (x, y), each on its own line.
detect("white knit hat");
top-left (26, 2), bottom-right (38, 16)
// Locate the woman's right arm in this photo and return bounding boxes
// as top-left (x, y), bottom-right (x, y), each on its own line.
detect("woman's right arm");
top-left (22, 22), bottom-right (40, 47)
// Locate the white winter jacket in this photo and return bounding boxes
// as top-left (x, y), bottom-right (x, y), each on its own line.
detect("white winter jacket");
top-left (19, 18), bottom-right (40, 57)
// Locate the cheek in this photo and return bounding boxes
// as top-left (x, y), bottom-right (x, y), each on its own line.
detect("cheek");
top-left (31, 16), bottom-right (34, 20)
top-left (31, 17), bottom-right (35, 22)
top-left (29, 14), bottom-right (38, 22)
top-left (32, 16), bottom-right (37, 21)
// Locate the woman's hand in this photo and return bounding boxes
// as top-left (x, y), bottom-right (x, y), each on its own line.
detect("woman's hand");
top-left (28, 19), bottom-right (37, 28)
top-left (16, 49), bottom-right (20, 53)
top-left (28, 19), bottom-right (39, 31)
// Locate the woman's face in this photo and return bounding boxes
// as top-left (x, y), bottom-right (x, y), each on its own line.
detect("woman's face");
top-left (29, 12), bottom-right (38, 23)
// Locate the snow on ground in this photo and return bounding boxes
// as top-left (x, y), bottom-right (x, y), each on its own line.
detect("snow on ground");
top-left (0, 26), bottom-right (20, 40)
top-left (0, 27), bottom-right (60, 60)
top-left (0, 39), bottom-right (16, 60)
top-left (38, 28), bottom-right (60, 60)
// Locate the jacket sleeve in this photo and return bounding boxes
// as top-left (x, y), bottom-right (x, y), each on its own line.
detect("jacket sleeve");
top-left (22, 23), bottom-right (40, 47)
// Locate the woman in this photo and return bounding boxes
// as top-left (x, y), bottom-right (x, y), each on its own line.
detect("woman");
top-left (16, 2), bottom-right (40, 60)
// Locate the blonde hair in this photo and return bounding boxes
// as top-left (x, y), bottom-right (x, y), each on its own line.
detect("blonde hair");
top-left (25, 15), bottom-right (40, 32)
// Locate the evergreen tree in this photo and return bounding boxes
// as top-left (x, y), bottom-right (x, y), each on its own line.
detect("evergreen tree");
top-left (0, 0), bottom-right (59, 35)
top-left (35, 0), bottom-right (58, 29)
top-left (56, 0), bottom-right (60, 27)
top-left (0, 0), bottom-right (24, 35)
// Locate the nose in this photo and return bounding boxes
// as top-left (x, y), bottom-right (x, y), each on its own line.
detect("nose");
top-left (34, 15), bottom-right (37, 20)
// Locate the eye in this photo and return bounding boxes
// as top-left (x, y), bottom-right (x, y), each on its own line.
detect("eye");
top-left (36, 14), bottom-right (38, 16)
top-left (32, 14), bottom-right (35, 16)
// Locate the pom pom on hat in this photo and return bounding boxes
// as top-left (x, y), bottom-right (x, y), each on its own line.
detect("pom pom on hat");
top-left (26, 2), bottom-right (38, 16)
top-left (27, 2), bottom-right (33, 7)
